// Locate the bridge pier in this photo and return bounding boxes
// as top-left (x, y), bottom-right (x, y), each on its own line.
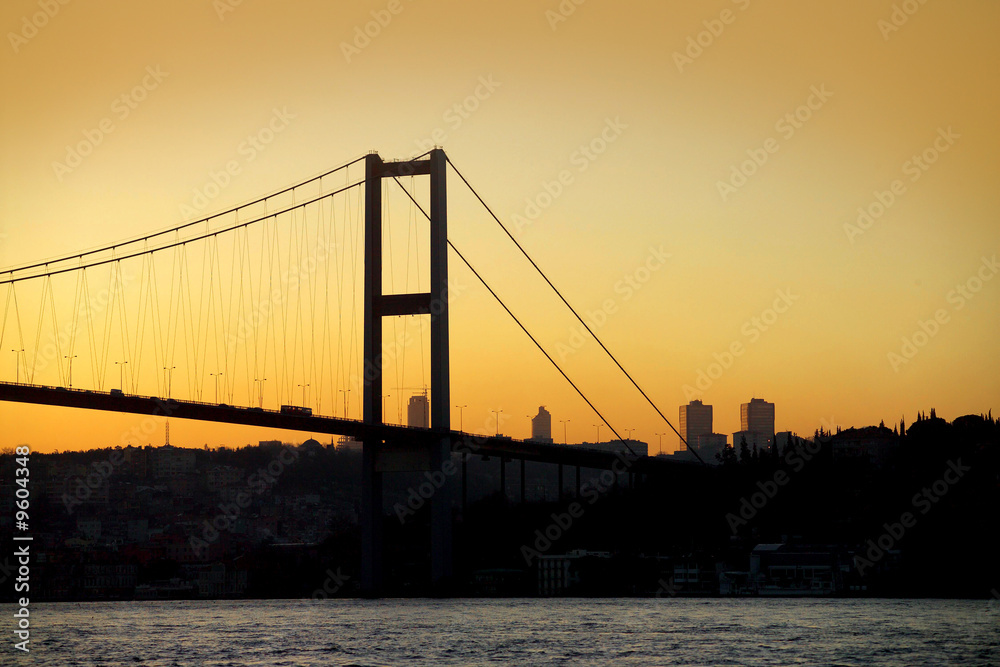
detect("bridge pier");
top-left (430, 438), bottom-right (453, 590)
top-left (360, 440), bottom-right (383, 596)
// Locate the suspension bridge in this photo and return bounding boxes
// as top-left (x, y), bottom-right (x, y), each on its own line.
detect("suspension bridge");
top-left (0, 148), bottom-right (705, 594)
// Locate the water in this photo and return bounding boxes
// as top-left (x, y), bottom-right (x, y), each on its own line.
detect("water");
top-left (3, 598), bottom-right (998, 666)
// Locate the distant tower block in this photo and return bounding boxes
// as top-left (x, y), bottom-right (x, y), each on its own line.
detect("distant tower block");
top-left (679, 400), bottom-right (712, 451)
top-left (741, 397), bottom-right (775, 435)
top-left (532, 406), bottom-right (553, 443)
top-left (741, 397), bottom-right (776, 449)
top-left (407, 393), bottom-right (429, 428)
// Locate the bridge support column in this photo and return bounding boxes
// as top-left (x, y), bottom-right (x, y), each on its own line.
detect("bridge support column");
top-left (427, 148), bottom-right (454, 593)
top-left (430, 437), bottom-right (453, 592)
top-left (363, 149), bottom-right (453, 596)
top-left (520, 458), bottom-right (526, 503)
top-left (558, 464), bottom-right (564, 502)
top-left (500, 457), bottom-right (507, 502)
top-left (461, 453), bottom-right (468, 514)
top-left (360, 440), bottom-right (383, 596)
top-left (362, 152), bottom-right (384, 597)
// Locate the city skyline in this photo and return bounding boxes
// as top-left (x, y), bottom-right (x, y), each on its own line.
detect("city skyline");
top-left (2, 1), bottom-right (998, 454)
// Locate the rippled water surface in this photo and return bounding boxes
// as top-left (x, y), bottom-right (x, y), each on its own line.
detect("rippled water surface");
top-left (4, 598), bottom-right (998, 665)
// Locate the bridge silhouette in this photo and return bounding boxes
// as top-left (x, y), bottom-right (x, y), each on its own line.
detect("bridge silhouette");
top-left (0, 148), bottom-right (704, 595)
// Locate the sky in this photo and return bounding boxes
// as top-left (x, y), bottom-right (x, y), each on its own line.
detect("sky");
top-left (1, 0), bottom-right (998, 454)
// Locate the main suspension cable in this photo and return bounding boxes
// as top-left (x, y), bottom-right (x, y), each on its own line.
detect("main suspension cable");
top-left (445, 157), bottom-right (704, 465)
top-left (0, 155), bottom-right (370, 279)
top-left (389, 176), bottom-right (634, 457)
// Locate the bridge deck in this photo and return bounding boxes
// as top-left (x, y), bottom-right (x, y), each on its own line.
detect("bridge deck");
top-left (0, 382), bottom-right (698, 474)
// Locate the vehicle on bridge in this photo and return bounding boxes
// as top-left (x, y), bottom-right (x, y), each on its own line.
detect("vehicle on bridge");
top-left (280, 404), bottom-right (312, 417)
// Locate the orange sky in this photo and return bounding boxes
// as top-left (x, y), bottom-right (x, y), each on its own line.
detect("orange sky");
top-left (1, 0), bottom-right (998, 454)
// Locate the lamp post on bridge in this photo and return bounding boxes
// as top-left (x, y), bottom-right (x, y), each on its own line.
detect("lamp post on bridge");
top-left (339, 389), bottom-right (350, 419)
top-left (11, 348), bottom-right (24, 384)
top-left (163, 366), bottom-right (176, 398)
top-left (211, 373), bottom-right (223, 404)
top-left (593, 423), bottom-right (601, 444)
top-left (298, 383), bottom-right (310, 408)
top-left (456, 405), bottom-right (467, 432)
top-left (382, 393), bottom-right (391, 422)
top-left (115, 361), bottom-right (128, 392)
top-left (64, 355), bottom-right (77, 388)
top-left (491, 409), bottom-right (503, 437)
top-left (655, 432), bottom-right (666, 456)
top-left (560, 419), bottom-right (570, 445)
top-left (254, 377), bottom-right (267, 408)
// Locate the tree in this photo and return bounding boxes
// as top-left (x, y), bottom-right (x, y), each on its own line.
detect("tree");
top-left (739, 435), bottom-right (751, 466)
top-left (782, 434), bottom-right (795, 458)
top-left (717, 443), bottom-right (737, 466)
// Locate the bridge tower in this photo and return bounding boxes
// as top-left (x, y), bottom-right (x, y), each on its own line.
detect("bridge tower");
top-left (362, 148), bottom-right (453, 595)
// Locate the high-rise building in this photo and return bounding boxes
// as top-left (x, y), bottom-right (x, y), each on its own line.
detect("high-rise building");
top-left (407, 393), bottom-right (429, 428)
top-left (531, 406), bottom-right (553, 443)
top-left (741, 398), bottom-right (775, 437)
top-left (679, 400), bottom-right (713, 451)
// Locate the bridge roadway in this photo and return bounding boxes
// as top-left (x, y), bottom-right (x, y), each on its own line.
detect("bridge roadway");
top-left (0, 381), bottom-right (698, 474)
